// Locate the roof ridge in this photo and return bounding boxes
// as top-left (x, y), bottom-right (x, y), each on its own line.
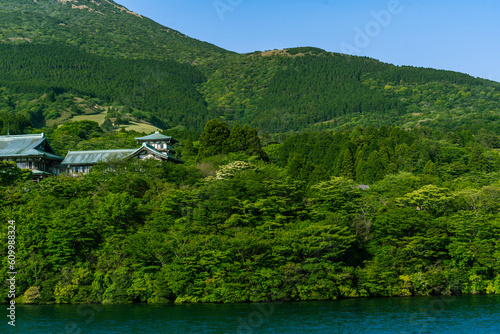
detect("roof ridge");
top-left (0, 133), bottom-right (44, 140)
top-left (66, 148), bottom-right (137, 154)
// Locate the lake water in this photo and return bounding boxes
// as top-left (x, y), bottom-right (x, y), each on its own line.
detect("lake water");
top-left (5, 295), bottom-right (500, 333)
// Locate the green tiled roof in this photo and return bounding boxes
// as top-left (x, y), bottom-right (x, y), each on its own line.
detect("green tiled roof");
top-left (61, 149), bottom-right (136, 165)
top-left (0, 134), bottom-right (63, 161)
top-left (127, 143), bottom-right (184, 164)
top-left (135, 131), bottom-right (179, 144)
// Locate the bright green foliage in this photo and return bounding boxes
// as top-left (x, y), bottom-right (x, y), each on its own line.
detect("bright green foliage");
top-left (2, 128), bottom-right (500, 304)
top-left (397, 185), bottom-right (454, 217)
top-left (308, 177), bottom-right (362, 218)
top-left (1, 0), bottom-right (500, 302)
top-left (0, 161), bottom-right (32, 186)
top-left (423, 160), bottom-right (439, 177)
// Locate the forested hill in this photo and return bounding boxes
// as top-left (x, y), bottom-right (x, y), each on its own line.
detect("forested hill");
top-left (0, 43), bottom-right (211, 131)
top-left (202, 48), bottom-right (500, 133)
top-left (2, 43), bottom-right (500, 135)
top-left (0, 0), bottom-right (231, 63)
top-left (1, 1), bottom-right (500, 135)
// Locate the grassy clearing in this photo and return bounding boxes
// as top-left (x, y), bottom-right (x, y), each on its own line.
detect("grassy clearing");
top-left (117, 121), bottom-right (158, 133)
top-left (71, 112), bottom-right (108, 124)
top-left (54, 108), bottom-right (158, 134)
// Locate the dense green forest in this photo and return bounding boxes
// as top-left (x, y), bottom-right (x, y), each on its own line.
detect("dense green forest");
top-left (2, 43), bottom-right (500, 135)
top-left (202, 48), bottom-right (500, 133)
top-left (1, 121), bottom-right (500, 304)
top-left (1, 0), bottom-right (500, 306)
top-left (0, 44), bottom-right (211, 131)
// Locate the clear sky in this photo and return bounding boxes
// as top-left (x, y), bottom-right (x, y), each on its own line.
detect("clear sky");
top-left (116, 0), bottom-right (500, 82)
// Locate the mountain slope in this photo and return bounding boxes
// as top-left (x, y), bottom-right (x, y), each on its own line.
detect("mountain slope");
top-left (201, 48), bottom-right (500, 133)
top-left (0, 0), bottom-right (231, 63)
top-left (0, 43), bottom-right (213, 131)
top-left (1, 2), bottom-right (500, 135)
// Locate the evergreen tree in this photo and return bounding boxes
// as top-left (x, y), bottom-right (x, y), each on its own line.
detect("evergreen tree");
top-left (241, 125), bottom-right (268, 161)
top-left (100, 118), bottom-right (114, 133)
top-left (183, 137), bottom-right (195, 157)
top-left (355, 159), bottom-right (367, 183)
top-left (340, 149), bottom-right (355, 180)
top-left (309, 164), bottom-right (330, 184)
top-left (227, 123), bottom-right (245, 152)
top-left (423, 159), bottom-right (438, 177)
top-left (286, 152), bottom-right (306, 180)
top-left (0, 161), bottom-right (32, 186)
top-left (468, 145), bottom-right (490, 172)
top-left (364, 151), bottom-right (385, 183)
top-left (198, 119), bottom-right (230, 159)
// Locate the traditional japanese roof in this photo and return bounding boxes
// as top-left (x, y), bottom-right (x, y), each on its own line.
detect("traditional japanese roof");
top-left (61, 149), bottom-right (136, 166)
top-left (126, 143), bottom-right (184, 164)
top-left (0, 133), bottom-right (63, 161)
top-left (61, 144), bottom-right (184, 166)
top-left (135, 131), bottom-right (179, 144)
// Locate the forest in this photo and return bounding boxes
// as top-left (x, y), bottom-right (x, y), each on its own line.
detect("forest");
top-left (1, 0), bottom-right (500, 306)
top-left (0, 44), bottom-right (211, 131)
top-left (1, 120), bottom-right (500, 304)
top-left (2, 43), bottom-right (500, 135)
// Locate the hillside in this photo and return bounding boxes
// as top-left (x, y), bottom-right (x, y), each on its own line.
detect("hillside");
top-left (202, 47), bottom-right (500, 134)
top-left (0, 1), bottom-right (499, 136)
top-left (0, 43), bottom-right (211, 131)
top-left (0, 0), bottom-right (231, 63)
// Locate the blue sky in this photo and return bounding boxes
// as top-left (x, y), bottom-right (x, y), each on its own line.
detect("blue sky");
top-left (116, 0), bottom-right (500, 82)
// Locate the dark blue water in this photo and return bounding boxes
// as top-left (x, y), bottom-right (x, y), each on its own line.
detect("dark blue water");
top-left (4, 295), bottom-right (500, 333)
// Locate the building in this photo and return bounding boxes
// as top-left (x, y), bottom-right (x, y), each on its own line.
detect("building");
top-left (135, 131), bottom-right (179, 154)
top-left (0, 133), bottom-right (64, 180)
top-left (60, 148), bottom-right (137, 175)
top-left (60, 130), bottom-right (183, 175)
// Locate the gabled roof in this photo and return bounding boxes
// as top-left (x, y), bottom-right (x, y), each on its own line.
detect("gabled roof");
top-left (61, 149), bottom-right (136, 165)
top-left (135, 131), bottom-right (179, 144)
top-left (60, 143), bottom-right (184, 166)
top-left (126, 143), bottom-right (184, 164)
top-left (0, 133), bottom-right (63, 161)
